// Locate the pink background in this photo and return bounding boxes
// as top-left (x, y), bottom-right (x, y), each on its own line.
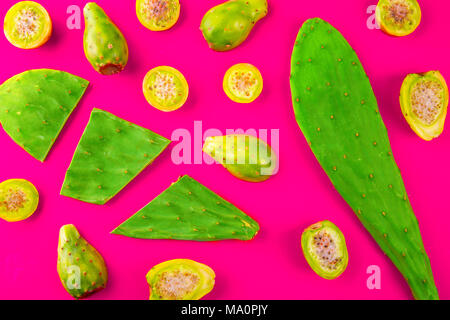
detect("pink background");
top-left (0, 0), bottom-right (449, 300)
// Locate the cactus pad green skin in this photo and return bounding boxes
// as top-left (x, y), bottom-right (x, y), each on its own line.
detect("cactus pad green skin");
top-left (203, 134), bottom-right (277, 182)
top-left (0, 69), bottom-right (89, 161)
top-left (60, 109), bottom-right (170, 205)
top-left (57, 224), bottom-right (108, 299)
top-left (111, 175), bottom-right (260, 241)
top-left (400, 71), bottom-right (448, 141)
top-left (290, 18), bottom-right (438, 300)
top-left (83, 2), bottom-right (128, 75)
top-left (301, 220), bottom-right (348, 280)
top-left (146, 259), bottom-right (215, 300)
top-left (200, 0), bottom-right (268, 51)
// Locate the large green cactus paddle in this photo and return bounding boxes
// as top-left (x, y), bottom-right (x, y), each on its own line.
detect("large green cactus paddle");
top-left (0, 69), bottom-right (89, 161)
top-left (61, 109), bottom-right (170, 205)
top-left (111, 175), bottom-right (259, 241)
top-left (290, 18), bottom-right (438, 300)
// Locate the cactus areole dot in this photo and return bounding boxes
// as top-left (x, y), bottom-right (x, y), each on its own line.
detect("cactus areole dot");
top-left (223, 63), bottom-right (263, 103)
top-left (376, 0), bottom-right (421, 36)
top-left (3, 1), bottom-right (52, 49)
top-left (400, 71), bottom-right (449, 141)
top-left (0, 179), bottom-right (39, 222)
top-left (143, 66), bottom-right (189, 112)
top-left (301, 221), bottom-right (348, 280)
top-left (146, 259), bottom-right (215, 300)
top-left (136, 0), bottom-right (180, 31)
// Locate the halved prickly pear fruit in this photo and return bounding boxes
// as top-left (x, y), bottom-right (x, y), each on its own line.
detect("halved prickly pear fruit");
top-left (223, 63), bottom-right (263, 103)
top-left (61, 109), bottom-right (170, 205)
top-left (111, 175), bottom-right (260, 241)
top-left (57, 224), bottom-right (108, 299)
top-left (146, 259), bottom-right (215, 300)
top-left (301, 220), bottom-right (348, 280)
top-left (3, 1), bottom-right (52, 49)
top-left (291, 18), bottom-right (438, 300)
top-left (200, 0), bottom-right (268, 51)
top-left (83, 2), bottom-right (129, 75)
top-left (0, 179), bottom-right (39, 222)
top-left (376, 0), bottom-right (421, 37)
top-left (203, 134), bottom-right (277, 182)
top-left (400, 71), bottom-right (448, 141)
top-left (136, 0), bottom-right (180, 31)
top-left (142, 66), bottom-right (189, 112)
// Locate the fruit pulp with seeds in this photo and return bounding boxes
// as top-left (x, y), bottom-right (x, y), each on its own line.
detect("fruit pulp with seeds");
top-left (136, 0), bottom-right (180, 31)
top-left (400, 71), bottom-right (449, 141)
top-left (375, 0), bottom-right (421, 36)
top-left (142, 66), bottom-right (189, 112)
top-left (0, 179), bottom-right (39, 222)
top-left (223, 63), bottom-right (263, 103)
top-left (3, 1), bottom-right (52, 49)
top-left (146, 259), bottom-right (215, 300)
top-left (301, 220), bottom-right (348, 280)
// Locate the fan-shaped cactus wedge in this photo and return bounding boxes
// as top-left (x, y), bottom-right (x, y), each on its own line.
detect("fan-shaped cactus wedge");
top-left (146, 259), bottom-right (215, 300)
top-left (60, 109), bottom-right (170, 205)
top-left (400, 71), bottom-right (448, 141)
top-left (0, 69), bottom-right (89, 161)
top-left (290, 18), bottom-right (438, 300)
top-left (301, 220), bottom-right (348, 280)
top-left (200, 0), bottom-right (268, 51)
top-left (203, 134), bottom-right (277, 182)
top-left (83, 2), bottom-right (128, 75)
top-left (111, 175), bottom-right (260, 241)
top-left (57, 224), bottom-right (108, 299)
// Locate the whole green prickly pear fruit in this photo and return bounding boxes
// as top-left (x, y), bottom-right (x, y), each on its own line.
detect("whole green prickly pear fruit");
top-left (200, 0), bottom-right (268, 51)
top-left (57, 224), bottom-right (108, 299)
top-left (83, 2), bottom-right (128, 75)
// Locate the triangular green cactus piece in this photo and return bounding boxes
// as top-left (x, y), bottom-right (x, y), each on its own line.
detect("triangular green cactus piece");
top-left (111, 175), bottom-right (260, 241)
top-left (0, 69), bottom-right (89, 161)
top-left (61, 109), bottom-right (170, 205)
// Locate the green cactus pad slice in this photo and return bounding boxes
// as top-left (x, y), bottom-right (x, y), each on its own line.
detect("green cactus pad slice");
top-left (290, 18), bottom-right (438, 300)
top-left (376, 0), bottom-right (421, 37)
top-left (111, 175), bottom-right (260, 241)
top-left (57, 224), bottom-right (108, 299)
top-left (200, 0), bottom-right (268, 51)
top-left (146, 259), bottom-right (215, 300)
top-left (301, 220), bottom-right (348, 280)
top-left (0, 179), bottom-right (39, 222)
top-left (61, 109), bottom-right (170, 205)
top-left (0, 69), bottom-right (89, 161)
top-left (400, 71), bottom-right (448, 141)
top-left (136, 0), bottom-right (180, 31)
top-left (203, 134), bottom-right (277, 182)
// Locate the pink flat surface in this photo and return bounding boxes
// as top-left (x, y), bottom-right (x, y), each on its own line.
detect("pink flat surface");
top-left (0, 0), bottom-right (449, 300)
